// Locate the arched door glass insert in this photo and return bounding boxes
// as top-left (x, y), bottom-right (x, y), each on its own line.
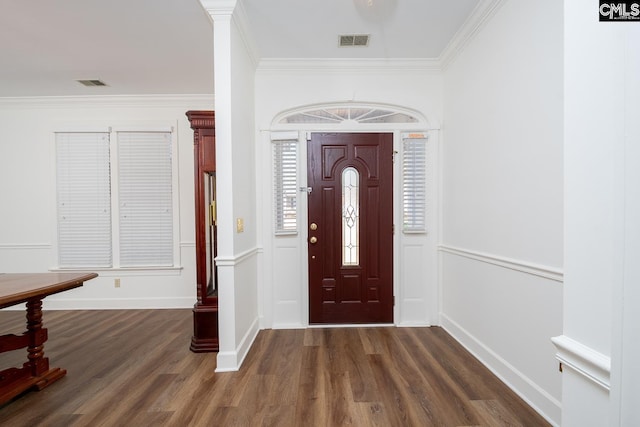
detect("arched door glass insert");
top-left (342, 167), bottom-right (359, 266)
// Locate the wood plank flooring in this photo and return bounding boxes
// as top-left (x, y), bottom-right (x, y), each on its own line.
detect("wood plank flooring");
top-left (0, 309), bottom-right (550, 426)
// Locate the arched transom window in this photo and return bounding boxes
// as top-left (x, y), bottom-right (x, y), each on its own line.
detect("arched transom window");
top-left (275, 104), bottom-right (423, 125)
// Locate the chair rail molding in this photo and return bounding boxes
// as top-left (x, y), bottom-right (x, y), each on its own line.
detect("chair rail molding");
top-left (438, 245), bottom-right (563, 282)
top-left (551, 335), bottom-right (611, 391)
top-left (215, 246), bottom-right (262, 267)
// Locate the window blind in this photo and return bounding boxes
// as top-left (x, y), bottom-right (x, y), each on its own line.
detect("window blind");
top-left (117, 131), bottom-right (174, 267)
top-left (56, 132), bottom-right (113, 267)
top-left (402, 136), bottom-right (427, 233)
top-left (273, 139), bottom-right (298, 234)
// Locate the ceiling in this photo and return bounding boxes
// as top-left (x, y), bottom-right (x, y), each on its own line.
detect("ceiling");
top-left (0, 0), bottom-right (480, 98)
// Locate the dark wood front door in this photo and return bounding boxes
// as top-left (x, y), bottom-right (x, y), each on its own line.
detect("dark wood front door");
top-left (307, 133), bottom-right (393, 324)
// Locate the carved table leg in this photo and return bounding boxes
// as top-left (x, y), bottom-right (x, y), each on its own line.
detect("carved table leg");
top-left (0, 298), bottom-right (66, 404)
top-left (25, 299), bottom-right (49, 376)
top-left (24, 298), bottom-right (65, 390)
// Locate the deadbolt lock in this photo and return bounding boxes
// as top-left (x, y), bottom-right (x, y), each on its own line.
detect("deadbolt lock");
top-left (309, 236), bottom-right (318, 244)
top-left (310, 223), bottom-right (318, 231)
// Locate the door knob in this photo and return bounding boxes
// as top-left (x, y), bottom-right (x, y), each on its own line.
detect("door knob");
top-left (309, 236), bottom-right (318, 244)
top-left (310, 223), bottom-right (318, 231)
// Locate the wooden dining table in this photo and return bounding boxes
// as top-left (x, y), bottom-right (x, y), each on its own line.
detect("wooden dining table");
top-left (0, 272), bottom-right (98, 405)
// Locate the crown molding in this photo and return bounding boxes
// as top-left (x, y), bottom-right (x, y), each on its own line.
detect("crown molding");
top-left (198, 0), bottom-right (237, 15)
top-left (198, 0), bottom-right (258, 69)
top-left (0, 94), bottom-right (215, 109)
top-left (438, 0), bottom-right (508, 70)
top-left (257, 58), bottom-right (442, 74)
top-left (231, 0), bottom-right (259, 68)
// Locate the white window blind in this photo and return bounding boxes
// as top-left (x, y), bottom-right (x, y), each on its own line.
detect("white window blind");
top-left (118, 131), bottom-right (173, 267)
top-left (402, 135), bottom-right (428, 233)
top-left (56, 132), bottom-right (113, 267)
top-left (273, 138), bottom-right (298, 234)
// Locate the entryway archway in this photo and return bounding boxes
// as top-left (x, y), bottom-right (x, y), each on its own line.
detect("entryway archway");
top-left (266, 101), bottom-right (437, 327)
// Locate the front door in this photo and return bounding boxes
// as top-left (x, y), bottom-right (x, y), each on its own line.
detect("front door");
top-left (307, 133), bottom-right (393, 324)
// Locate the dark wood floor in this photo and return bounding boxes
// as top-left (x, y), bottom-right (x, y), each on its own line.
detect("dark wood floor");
top-left (0, 309), bottom-right (550, 426)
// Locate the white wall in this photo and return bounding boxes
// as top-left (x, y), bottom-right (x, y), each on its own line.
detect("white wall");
top-left (255, 65), bottom-right (443, 329)
top-left (441, 0), bottom-right (563, 423)
top-left (0, 95), bottom-right (213, 309)
top-left (615, 23), bottom-right (640, 425)
top-left (560, 1), bottom-right (640, 425)
top-left (616, 29), bottom-right (640, 422)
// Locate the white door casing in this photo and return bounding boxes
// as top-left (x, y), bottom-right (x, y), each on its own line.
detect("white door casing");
top-left (261, 102), bottom-right (440, 328)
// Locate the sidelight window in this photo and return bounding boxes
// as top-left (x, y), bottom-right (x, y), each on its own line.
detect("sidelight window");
top-left (272, 135), bottom-right (298, 234)
top-left (342, 167), bottom-right (360, 266)
top-left (402, 134), bottom-right (428, 233)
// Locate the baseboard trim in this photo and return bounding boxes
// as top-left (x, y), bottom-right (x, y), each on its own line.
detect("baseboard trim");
top-left (441, 313), bottom-right (561, 426)
top-left (395, 321), bottom-right (432, 327)
top-left (32, 297), bottom-right (195, 310)
top-left (272, 323), bottom-right (306, 330)
top-left (216, 316), bottom-right (260, 373)
top-left (551, 334), bottom-right (611, 391)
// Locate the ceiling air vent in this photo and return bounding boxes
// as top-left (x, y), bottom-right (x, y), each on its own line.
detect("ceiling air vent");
top-left (76, 79), bottom-right (108, 87)
top-left (339, 34), bottom-right (370, 47)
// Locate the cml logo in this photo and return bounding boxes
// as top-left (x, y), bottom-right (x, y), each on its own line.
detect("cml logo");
top-left (599, 1), bottom-right (640, 21)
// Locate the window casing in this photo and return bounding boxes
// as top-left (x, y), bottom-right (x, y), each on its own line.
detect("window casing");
top-left (55, 129), bottom-right (176, 269)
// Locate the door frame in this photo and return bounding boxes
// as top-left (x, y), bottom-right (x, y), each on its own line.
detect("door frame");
top-left (265, 102), bottom-right (439, 329)
top-left (299, 130), bottom-right (405, 327)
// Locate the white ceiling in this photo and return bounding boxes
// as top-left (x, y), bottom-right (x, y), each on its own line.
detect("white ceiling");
top-left (242, 0), bottom-right (480, 59)
top-left (0, 0), bottom-right (480, 97)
